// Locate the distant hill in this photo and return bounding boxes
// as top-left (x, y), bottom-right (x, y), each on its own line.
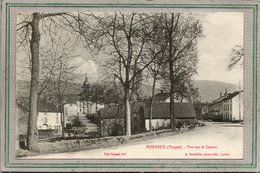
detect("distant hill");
top-left (17, 79), bottom-right (238, 103)
top-left (16, 80), bottom-right (160, 98)
top-left (16, 80), bottom-right (82, 97)
top-left (193, 80), bottom-right (239, 102)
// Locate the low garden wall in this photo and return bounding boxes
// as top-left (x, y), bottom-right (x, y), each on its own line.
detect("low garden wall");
top-left (35, 128), bottom-right (187, 154)
top-left (17, 122), bottom-right (205, 157)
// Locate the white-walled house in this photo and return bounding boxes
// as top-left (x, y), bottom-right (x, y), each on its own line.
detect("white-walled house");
top-left (37, 101), bottom-right (62, 133)
top-left (144, 102), bottom-right (197, 131)
top-left (64, 102), bottom-right (79, 127)
top-left (16, 97), bottom-right (62, 139)
top-left (208, 90), bottom-right (243, 121)
top-left (64, 94), bottom-right (105, 116)
top-left (63, 94), bottom-right (105, 128)
top-left (98, 102), bottom-right (197, 136)
top-left (231, 91), bottom-right (243, 121)
top-left (78, 101), bottom-right (105, 115)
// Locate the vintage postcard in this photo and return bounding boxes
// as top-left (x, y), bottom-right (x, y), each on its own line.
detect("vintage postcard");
top-left (0, 0), bottom-right (259, 172)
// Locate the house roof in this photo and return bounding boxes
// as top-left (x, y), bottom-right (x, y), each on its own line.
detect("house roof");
top-left (64, 94), bottom-right (80, 103)
top-left (211, 90), bottom-right (243, 105)
top-left (38, 100), bottom-right (59, 112)
top-left (144, 102), bottom-right (196, 119)
top-left (223, 90), bottom-right (242, 100)
top-left (99, 102), bottom-right (196, 119)
top-left (99, 102), bottom-right (145, 119)
top-left (16, 97), bottom-right (59, 113)
top-left (154, 93), bottom-right (170, 102)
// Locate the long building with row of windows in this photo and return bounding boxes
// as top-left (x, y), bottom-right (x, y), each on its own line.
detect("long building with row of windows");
top-left (206, 89), bottom-right (243, 121)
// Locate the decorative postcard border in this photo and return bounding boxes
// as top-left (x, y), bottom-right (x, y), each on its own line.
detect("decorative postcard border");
top-left (2, 2), bottom-right (258, 170)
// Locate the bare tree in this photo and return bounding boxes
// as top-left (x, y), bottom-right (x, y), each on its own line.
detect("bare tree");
top-left (145, 23), bottom-right (168, 131)
top-left (70, 12), bottom-right (156, 136)
top-left (156, 13), bottom-right (203, 129)
top-left (16, 12), bottom-right (79, 151)
top-left (42, 34), bottom-right (78, 138)
top-left (102, 77), bottom-right (124, 105)
top-left (227, 45), bottom-right (244, 70)
top-left (164, 47), bottom-right (198, 100)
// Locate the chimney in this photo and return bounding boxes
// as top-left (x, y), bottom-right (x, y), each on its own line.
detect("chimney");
top-left (225, 88), bottom-right (228, 96)
top-left (220, 92), bottom-right (222, 97)
top-left (161, 90), bottom-right (164, 94)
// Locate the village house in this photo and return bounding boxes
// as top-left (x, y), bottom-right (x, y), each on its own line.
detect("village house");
top-left (63, 94), bottom-right (80, 127)
top-left (63, 94), bottom-right (105, 128)
top-left (37, 101), bottom-right (62, 133)
top-left (98, 102), bottom-right (197, 136)
top-left (16, 97), bottom-right (62, 145)
top-left (208, 89), bottom-right (243, 121)
top-left (144, 102), bottom-right (197, 131)
top-left (77, 100), bottom-right (104, 115)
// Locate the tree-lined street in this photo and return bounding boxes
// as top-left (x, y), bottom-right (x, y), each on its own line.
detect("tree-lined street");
top-left (16, 12), bottom-right (244, 159)
top-left (17, 12), bottom-right (203, 151)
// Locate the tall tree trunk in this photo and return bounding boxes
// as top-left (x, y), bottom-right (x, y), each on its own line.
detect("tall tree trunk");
top-left (59, 103), bottom-right (65, 137)
top-left (169, 60), bottom-right (176, 130)
top-left (124, 83), bottom-right (131, 136)
top-left (149, 75), bottom-right (157, 131)
top-left (169, 13), bottom-right (176, 130)
top-left (27, 13), bottom-right (41, 151)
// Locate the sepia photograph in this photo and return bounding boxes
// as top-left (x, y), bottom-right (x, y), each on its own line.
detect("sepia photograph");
top-left (15, 11), bottom-right (244, 159)
top-left (1, 0), bottom-right (259, 172)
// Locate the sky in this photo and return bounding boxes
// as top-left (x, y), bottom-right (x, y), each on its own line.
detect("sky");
top-left (194, 12), bottom-right (243, 85)
top-left (17, 12), bottom-right (244, 85)
top-left (72, 12), bottom-right (244, 85)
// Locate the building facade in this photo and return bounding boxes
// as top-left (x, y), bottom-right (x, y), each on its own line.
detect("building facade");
top-left (16, 97), bottom-right (63, 140)
top-left (63, 94), bottom-right (105, 127)
top-left (208, 90), bottom-right (243, 121)
top-left (98, 102), bottom-right (197, 135)
top-left (78, 101), bottom-right (104, 115)
top-left (144, 102), bottom-right (197, 131)
top-left (36, 100), bottom-right (62, 133)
